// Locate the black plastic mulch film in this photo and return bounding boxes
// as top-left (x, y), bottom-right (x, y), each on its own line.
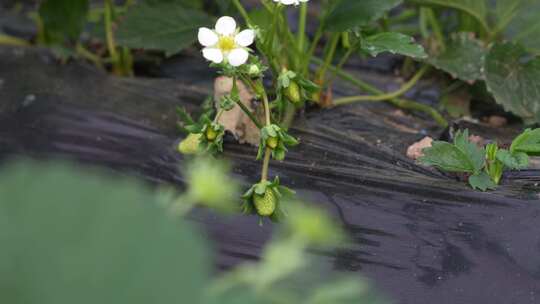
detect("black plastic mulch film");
top-left (0, 45), bottom-right (539, 304)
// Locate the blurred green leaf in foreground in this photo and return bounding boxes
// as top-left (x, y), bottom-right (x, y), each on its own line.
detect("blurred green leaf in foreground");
top-left (0, 159), bottom-right (384, 304)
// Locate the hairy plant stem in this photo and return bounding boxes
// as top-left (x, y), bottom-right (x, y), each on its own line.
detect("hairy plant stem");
top-left (259, 80), bottom-right (272, 182)
top-left (303, 23), bottom-right (323, 75)
top-left (282, 103), bottom-right (296, 130)
top-left (297, 3), bottom-right (308, 55)
top-left (316, 33), bottom-right (340, 82)
top-left (333, 65), bottom-right (430, 105)
top-left (327, 47), bottom-right (354, 85)
top-left (312, 57), bottom-right (447, 127)
top-left (238, 75), bottom-right (265, 129)
top-left (213, 108), bottom-right (225, 123)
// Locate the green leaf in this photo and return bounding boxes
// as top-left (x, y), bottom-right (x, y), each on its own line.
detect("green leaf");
top-left (427, 33), bottom-right (487, 82)
top-left (420, 130), bottom-right (485, 174)
top-left (453, 129), bottom-right (485, 173)
top-left (407, 0), bottom-right (488, 31)
top-left (361, 32), bottom-right (427, 59)
top-left (39, 0), bottom-right (89, 43)
top-left (325, 0), bottom-right (403, 32)
top-left (484, 42), bottom-right (540, 124)
top-left (468, 171), bottom-right (497, 191)
top-left (0, 160), bottom-right (210, 304)
top-left (116, 1), bottom-right (210, 56)
top-left (503, 0), bottom-right (540, 54)
top-left (510, 128), bottom-right (540, 155)
top-left (419, 141), bottom-right (476, 173)
top-left (496, 150), bottom-right (529, 170)
top-left (493, 0), bottom-right (523, 33)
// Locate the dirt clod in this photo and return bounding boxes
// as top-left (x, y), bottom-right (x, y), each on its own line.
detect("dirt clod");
top-left (407, 137), bottom-right (433, 160)
top-left (485, 116), bottom-right (508, 128)
top-left (214, 76), bottom-right (261, 146)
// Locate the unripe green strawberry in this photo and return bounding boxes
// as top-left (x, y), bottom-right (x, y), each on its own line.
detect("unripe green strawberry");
top-left (205, 127), bottom-right (218, 141)
top-left (285, 81), bottom-right (302, 104)
top-left (266, 136), bottom-right (279, 149)
top-left (178, 133), bottom-right (202, 155)
top-left (253, 188), bottom-right (277, 216)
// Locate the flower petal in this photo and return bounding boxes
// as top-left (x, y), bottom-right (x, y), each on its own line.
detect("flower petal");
top-left (215, 16), bottom-right (236, 36)
top-left (202, 48), bottom-right (224, 64)
top-left (235, 29), bottom-right (255, 47)
top-left (228, 48), bottom-right (249, 67)
top-left (198, 27), bottom-right (218, 47)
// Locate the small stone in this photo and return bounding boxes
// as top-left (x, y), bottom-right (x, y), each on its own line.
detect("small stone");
top-left (468, 135), bottom-right (486, 147)
top-left (486, 115), bottom-right (507, 128)
top-left (214, 76), bottom-right (261, 146)
top-left (23, 94), bottom-right (36, 107)
top-left (407, 137), bottom-right (433, 160)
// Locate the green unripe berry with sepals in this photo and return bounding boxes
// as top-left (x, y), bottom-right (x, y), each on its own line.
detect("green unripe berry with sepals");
top-left (266, 136), bottom-right (279, 149)
top-left (205, 127), bottom-right (218, 142)
top-left (178, 133), bottom-right (202, 155)
top-left (248, 64), bottom-right (261, 77)
top-left (253, 188), bottom-right (277, 216)
top-left (285, 81), bottom-right (302, 104)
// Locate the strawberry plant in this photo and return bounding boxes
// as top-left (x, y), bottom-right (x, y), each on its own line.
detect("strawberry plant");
top-left (420, 128), bottom-right (540, 191)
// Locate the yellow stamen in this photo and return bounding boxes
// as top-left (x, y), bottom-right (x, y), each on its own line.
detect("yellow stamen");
top-left (218, 36), bottom-right (235, 52)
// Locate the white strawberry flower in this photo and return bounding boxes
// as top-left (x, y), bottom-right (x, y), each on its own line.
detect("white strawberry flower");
top-left (273, 0), bottom-right (309, 5)
top-left (198, 16), bottom-right (255, 67)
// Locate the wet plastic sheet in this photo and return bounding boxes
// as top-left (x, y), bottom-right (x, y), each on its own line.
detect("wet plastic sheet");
top-left (1, 46), bottom-right (540, 304)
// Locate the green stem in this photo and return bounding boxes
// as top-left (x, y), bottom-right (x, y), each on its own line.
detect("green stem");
top-left (260, 82), bottom-right (272, 126)
top-left (238, 100), bottom-right (263, 129)
top-left (279, 8), bottom-right (298, 68)
top-left (237, 75), bottom-right (265, 129)
top-left (419, 7), bottom-right (430, 39)
top-left (333, 65), bottom-right (430, 105)
top-left (327, 47), bottom-right (353, 85)
top-left (317, 33), bottom-right (340, 81)
top-left (75, 43), bottom-right (103, 68)
top-left (297, 2), bottom-right (308, 61)
top-left (312, 57), bottom-right (447, 127)
top-left (266, 4), bottom-right (281, 52)
top-left (104, 0), bottom-right (118, 62)
top-left (0, 33), bottom-right (30, 47)
top-left (259, 80), bottom-right (273, 182)
top-left (231, 0), bottom-right (253, 25)
top-left (282, 103), bottom-right (296, 130)
top-left (261, 147), bottom-right (271, 182)
top-left (303, 22), bottom-right (324, 75)
top-left (425, 7), bottom-right (446, 51)
top-left (213, 108), bottom-right (225, 123)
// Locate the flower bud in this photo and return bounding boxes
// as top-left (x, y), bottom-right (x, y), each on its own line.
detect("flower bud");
top-left (253, 188), bottom-right (277, 216)
top-left (178, 133), bottom-right (202, 155)
top-left (285, 81), bottom-right (302, 104)
top-left (248, 64), bottom-right (261, 77)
